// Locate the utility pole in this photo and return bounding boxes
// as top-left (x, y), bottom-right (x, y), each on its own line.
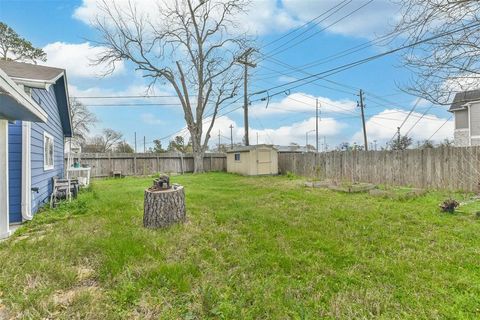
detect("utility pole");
top-left (358, 89), bottom-right (368, 151)
top-left (316, 98), bottom-right (320, 152)
top-left (237, 48), bottom-right (256, 146)
top-left (374, 140), bottom-right (377, 151)
top-left (143, 136), bottom-right (146, 153)
top-left (229, 124), bottom-right (234, 148)
top-left (218, 130), bottom-right (221, 152)
top-left (134, 132), bottom-right (137, 153)
top-left (256, 132), bottom-right (259, 145)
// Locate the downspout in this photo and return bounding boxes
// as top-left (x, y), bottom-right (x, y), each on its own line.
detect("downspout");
top-left (21, 121), bottom-right (33, 221)
top-left (0, 120), bottom-right (11, 238)
top-left (468, 104), bottom-right (472, 146)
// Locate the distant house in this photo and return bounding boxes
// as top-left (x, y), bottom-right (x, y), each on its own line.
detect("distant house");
top-left (0, 60), bottom-right (72, 238)
top-left (449, 89), bottom-right (480, 147)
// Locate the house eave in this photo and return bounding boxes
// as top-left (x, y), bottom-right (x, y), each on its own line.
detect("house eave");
top-left (10, 77), bottom-right (57, 90)
top-left (0, 69), bottom-right (48, 123)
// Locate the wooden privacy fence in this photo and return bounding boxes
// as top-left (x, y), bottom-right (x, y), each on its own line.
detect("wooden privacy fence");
top-left (66, 153), bottom-right (226, 178)
top-left (278, 147), bottom-right (480, 192)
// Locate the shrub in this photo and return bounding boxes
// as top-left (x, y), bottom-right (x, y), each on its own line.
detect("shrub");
top-left (285, 171), bottom-right (296, 179)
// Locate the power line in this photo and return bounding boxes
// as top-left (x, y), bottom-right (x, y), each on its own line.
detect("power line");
top-left (71, 95), bottom-right (187, 99)
top-left (255, 29), bottom-right (403, 80)
top-left (387, 98), bottom-right (422, 143)
top-left (251, 22), bottom-right (480, 99)
top-left (260, 0), bottom-right (357, 60)
top-left (404, 105), bottom-right (434, 137)
top-left (83, 103), bottom-right (182, 107)
top-left (427, 115), bottom-right (453, 141)
top-left (259, 0), bottom-right (374, 61)
top-left (253, 56), bottom-right (433, 118)
top-left (260, 0), bottom-right (351, 50)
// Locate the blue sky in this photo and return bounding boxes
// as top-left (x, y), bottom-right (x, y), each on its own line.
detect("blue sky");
top-left (0, 0), bottom-right (454, 150)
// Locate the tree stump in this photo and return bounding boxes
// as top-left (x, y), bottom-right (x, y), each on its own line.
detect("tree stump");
top-left (143, 186), bottom-right (186, 228)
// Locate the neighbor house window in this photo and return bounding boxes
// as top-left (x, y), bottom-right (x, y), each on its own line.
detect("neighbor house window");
top-left (44, 132), bottom-right (54, 170)
top-left (234, 153), bottom-right (240, 161)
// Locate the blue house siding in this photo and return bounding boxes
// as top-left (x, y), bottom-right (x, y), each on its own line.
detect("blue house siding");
top-left (30, 87), bottom-right (65, 213)
top-left (8, 121), bottom-right (22, 223)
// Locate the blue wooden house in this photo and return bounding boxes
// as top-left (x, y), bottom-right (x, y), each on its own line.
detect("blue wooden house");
top-left (0, 60), bottom-right (72, 238)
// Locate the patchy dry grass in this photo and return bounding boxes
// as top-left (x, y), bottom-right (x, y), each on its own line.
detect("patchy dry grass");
top-left (0, 172), bottom-right (480, 319)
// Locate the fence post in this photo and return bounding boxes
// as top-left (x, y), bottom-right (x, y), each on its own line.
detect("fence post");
top-left (180, 153), bottom-right (184, 174)
top-left (133, 153), bottom-right (137, 176)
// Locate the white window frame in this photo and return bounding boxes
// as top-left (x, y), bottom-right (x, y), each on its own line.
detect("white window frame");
top-left (234, 153), bottom-right (241, 161)
top-left (43, 132), bottom-right (54, 171)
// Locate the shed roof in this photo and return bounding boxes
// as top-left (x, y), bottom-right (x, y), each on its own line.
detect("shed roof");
top-left (449, 89), bottom-right (480, 112)
top-left (226, 144), bottom-right (278, 153)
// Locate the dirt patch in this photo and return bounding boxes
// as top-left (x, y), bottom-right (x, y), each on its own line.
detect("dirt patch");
top-left (77, 266), bottom-right (95, 282)
top-left (304, 180), bottom-right (331, 188)
top-left (369, 187), bottom-right (427, 200)
top-left (10, 226), bottom-right (52, 245)
top-left (328, 183), bottom-right (376, 193)
top-left (0, 303), bottom-right (10, 320)
top-left (305, 180), bottom-right (377, 193)
top-left (24, 274), bottom-right (43, 291)
top-left (52, 285), bottom-right (100, 308)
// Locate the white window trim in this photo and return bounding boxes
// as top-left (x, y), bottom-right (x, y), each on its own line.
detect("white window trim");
top-left (234, 153), bottom-right (241, 161)
top-left (43, 132), bottom-right (54, 171)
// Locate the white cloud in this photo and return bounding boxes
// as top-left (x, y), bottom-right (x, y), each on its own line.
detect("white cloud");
top-left (141, 112), bottom-right (164, 125)
top-left (249, 92), bottom-right (357, 117)
top-left (282, 0), bottom-right (400, 39)
top-left (73, 0), bottom-right (395, 38)
top-left (278, 75), bottom-right (298, 83)
top-left (352, 109), bottom-right (454, 146)
top-left (42, 42), bottom-right (125, 78)
top-left (235, 0), bottom-right (299, 36)
top-left (74, 0), bottom-right (298, 36)
top-left (189, 114), bottom-right (343, 147)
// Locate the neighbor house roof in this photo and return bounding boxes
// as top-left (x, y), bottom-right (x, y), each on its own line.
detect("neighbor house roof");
top-left (226, 144), bottom-right (278, 153)
top-left (0, 60), bottom-right (72, 137)
top-left (449, 89), bottom-right (480, 112)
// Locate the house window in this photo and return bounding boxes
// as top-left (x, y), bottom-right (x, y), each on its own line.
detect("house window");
top-left (44, 132), bottom-right (54, 170)
top-left (455, 109), bottom-right (469, 129)
top-left (234, 153), bottom-right (240, 161)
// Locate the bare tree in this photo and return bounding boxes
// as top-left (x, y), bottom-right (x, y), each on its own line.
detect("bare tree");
top-left (116, 140), bottom-right (134, 153)
top-left (391, 0), bottom-right (480, 105)
top-left (92, 0), bottom-right (249, 172)
top-left (70, 98), bottom-right (98, 144)
top-left (101, 128), bottom-right (123, 152)
top-left (83, 128), bottom-right (123, 153)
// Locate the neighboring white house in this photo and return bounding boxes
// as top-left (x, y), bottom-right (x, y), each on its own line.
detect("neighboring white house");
top-left (450, 89), bottom-right (480, 147)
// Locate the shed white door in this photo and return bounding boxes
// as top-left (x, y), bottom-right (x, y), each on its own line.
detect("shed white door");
top-left (257, 150), bottom-right (272, 175)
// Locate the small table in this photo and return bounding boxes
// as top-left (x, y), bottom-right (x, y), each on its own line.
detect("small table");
top-left (66, 167), bottom-right (91, 187)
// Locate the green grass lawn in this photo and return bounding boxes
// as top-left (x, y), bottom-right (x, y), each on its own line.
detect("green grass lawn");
top-left (1, 173), bottom-right (480, 319)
